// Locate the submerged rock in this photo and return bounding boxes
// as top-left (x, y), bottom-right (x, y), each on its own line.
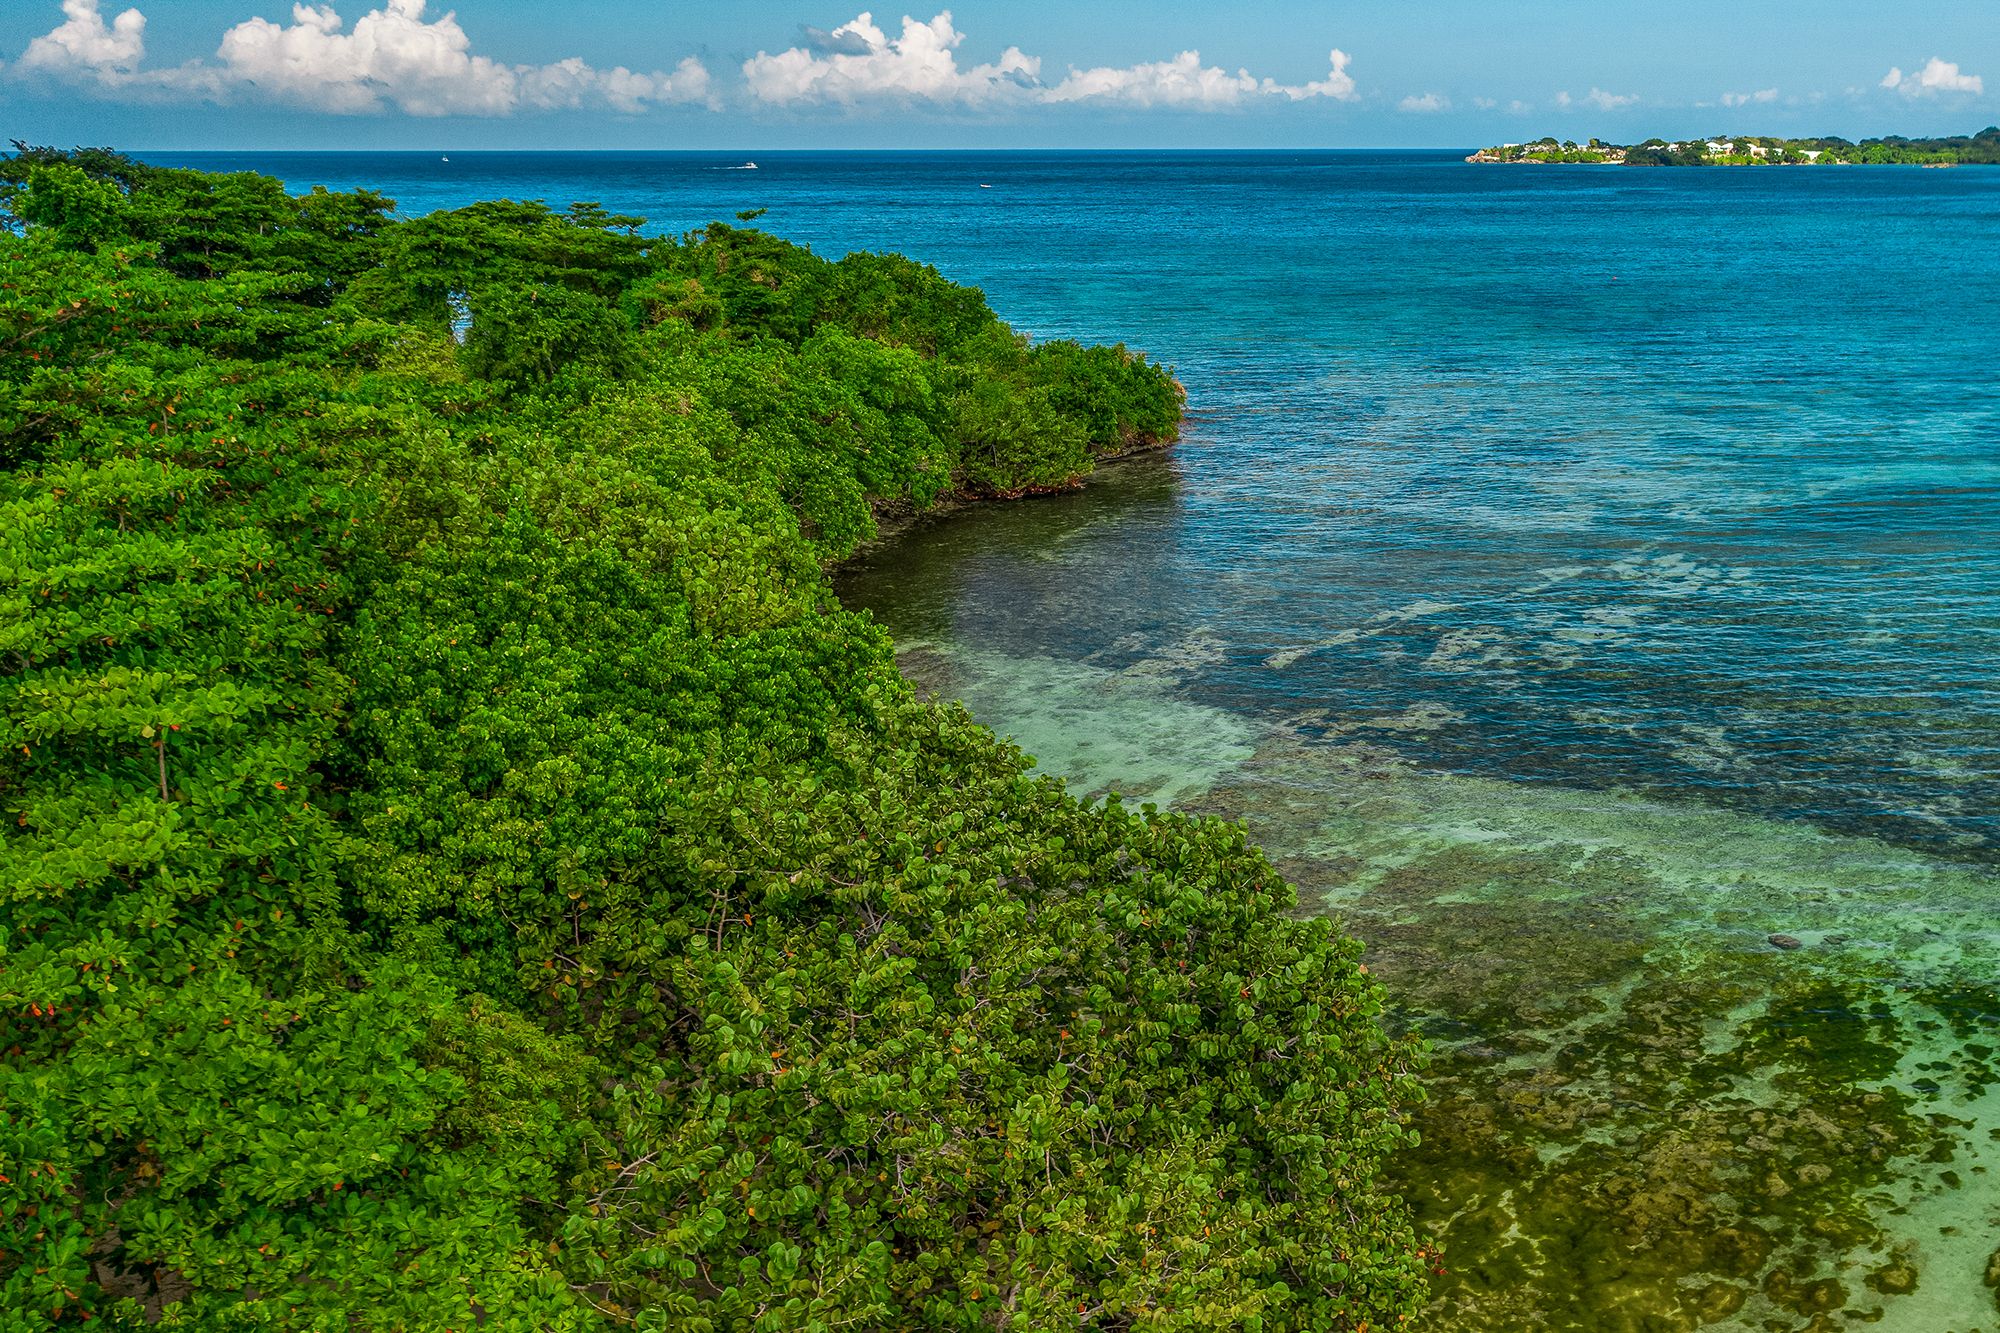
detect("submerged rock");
top-left (1178, 725), bottom-right (2000, 1331)
top-left (1706, 1226), bottom-right (1774, 1279)
top-left (1762, 1267), bottom-right (1847, 1315)
top-left (1866, 1258), bottom-right (1919, 1295)
top-left (1694, 1280), bottom-right (1747, 1323)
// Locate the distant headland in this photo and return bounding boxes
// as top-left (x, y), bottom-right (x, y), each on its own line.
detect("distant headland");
top-left (1468, 126), bottom-right (2000, 166)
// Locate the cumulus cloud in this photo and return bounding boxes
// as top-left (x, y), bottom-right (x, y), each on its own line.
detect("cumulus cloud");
top-left (1555, 87), bottom-right (1637, 111)
top-left (20, 0), bottom-right (145, 78)
top-left (745, 14), bottom-right (1358, 110)
top-left (16, 2), bottom-right (1372, 119)
top-left (11, 0), bottom-right (714, 115)
top-left (215, 2), bottom-right (712, 115)
top-left (1042, 52), bottom-right (1258, 107)
top-left (1881, 57), bottom-right (1983, 97)
top-left (743, 11), bottom-right (1037, 105)
top-left (1045, 47), bottom-right (1355, 108)
top-left (1721, 87), bottom-right (1778, 107)
top-left (14, 0), bottom-right (225, 96)
top-left (1398, 91), bottom-right (1449, 113)
top-left (1280, 49), bottom-right (1358, 102)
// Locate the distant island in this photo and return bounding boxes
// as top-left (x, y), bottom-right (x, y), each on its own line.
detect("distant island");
top-left (1469, 126), bottom-right (2000, 166)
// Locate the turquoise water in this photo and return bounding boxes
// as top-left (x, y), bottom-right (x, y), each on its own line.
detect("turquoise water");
top-left (165, 151), bottom-right (2000, 1330)
top-left (174, 147), bottom-right (2000, 856)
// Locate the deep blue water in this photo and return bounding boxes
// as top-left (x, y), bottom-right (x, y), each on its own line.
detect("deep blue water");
top-left (153, 150), bottom-right (2000, 857)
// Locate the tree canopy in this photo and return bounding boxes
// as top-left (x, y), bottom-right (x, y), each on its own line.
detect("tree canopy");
top-left (0, 146), bottom-right (1425, 1331)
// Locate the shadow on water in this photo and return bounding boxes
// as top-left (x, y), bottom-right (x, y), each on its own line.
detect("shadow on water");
top-left (837, 453), bottom-right (1186, 656)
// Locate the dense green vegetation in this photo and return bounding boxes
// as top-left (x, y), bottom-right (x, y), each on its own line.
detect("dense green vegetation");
top-left (1469, 136), bottom-right (1627, 164)
top-left (1473, 126), bottom-right (2000, 165)
top-left (0, 147), bottom-right (1426, 1329)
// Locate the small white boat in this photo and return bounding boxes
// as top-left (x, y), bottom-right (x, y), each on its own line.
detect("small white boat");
top-left (979, 183), bottom-right (992, 189)
top-left (441, 155), bottom-right (450, 162)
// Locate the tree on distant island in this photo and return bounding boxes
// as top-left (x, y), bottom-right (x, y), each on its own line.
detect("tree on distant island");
top-left (1472, 126), bottom-right (2000, 167)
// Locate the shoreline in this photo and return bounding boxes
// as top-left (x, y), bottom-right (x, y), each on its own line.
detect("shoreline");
top-left (844, 431), bottom-right (1177, 562)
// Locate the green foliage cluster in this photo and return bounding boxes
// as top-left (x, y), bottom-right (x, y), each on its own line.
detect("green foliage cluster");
top-left (1483, 137), bottom-right (1621, 164)
top-left (0, 147), bottom-right (1425, 1330)
top-left (1790, 126), bottom-right (2000, 165)
top-left (1620, 143), bottom-right (1711, 168)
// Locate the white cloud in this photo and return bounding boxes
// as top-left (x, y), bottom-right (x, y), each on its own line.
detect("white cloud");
top-left (746, 15), bottom-right (1358, 110)
top-left (1881, 57), bottom-right (1983, 97)
top-left (743, 11), bottom-right (1037, 105)
top-left (15, 0), bottom-right (223, 97)
top-left (215, 3), bottom-right (713, 115)
top-left (1279, 48), bottom-right (1358, 103)
top-left (1398, 91), bottom-right (1449, 114)
top-left (20, 0), bottom-right (145, 79)
top-left (1043, 51), bottom-right (1266, 107)
top-left (1555, 87), bottom-right (1637, 111)
top-left (16, 2), bottom-right (1371, 119)
top-left (1047, 48), bottom-right (1357, 108)
top-left (217, 2), bottom-right (513, 115)
top-left (1721, 87), bottom-right (1778, 107)
top-left (11, 0), bottom-right (714, 115)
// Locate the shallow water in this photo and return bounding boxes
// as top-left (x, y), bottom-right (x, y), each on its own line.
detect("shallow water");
top-left (843, 457), bottom-right (2000, 1332)
top-left (169, 149), bottom-right (2000, 1329)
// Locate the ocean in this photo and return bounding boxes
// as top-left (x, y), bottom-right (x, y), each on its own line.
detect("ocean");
top-left (156, 149), bottom-right (2000, 1332)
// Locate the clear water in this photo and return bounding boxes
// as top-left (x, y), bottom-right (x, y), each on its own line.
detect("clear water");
top-left (160, 150), bottom-right (2000, 1331)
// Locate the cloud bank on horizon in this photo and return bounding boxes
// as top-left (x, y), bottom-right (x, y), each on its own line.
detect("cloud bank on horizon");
top-left (2, 0), bottom-right (1992, 126)
top-left (13, 0), bottom-right (713, 115)
top-left (9, 0), bottom-right (1357, 118)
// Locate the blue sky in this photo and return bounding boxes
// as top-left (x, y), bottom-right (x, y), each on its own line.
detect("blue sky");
top-left (2, 0), bottom-right (1994, 149)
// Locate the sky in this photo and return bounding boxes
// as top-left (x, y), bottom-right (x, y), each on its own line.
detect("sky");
top-left (0, 0), bottom-right (1994, 150)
